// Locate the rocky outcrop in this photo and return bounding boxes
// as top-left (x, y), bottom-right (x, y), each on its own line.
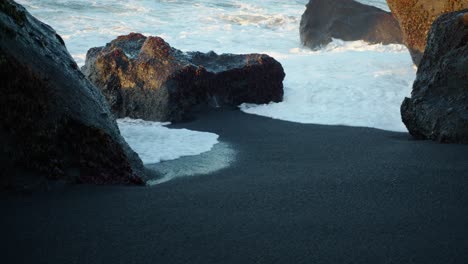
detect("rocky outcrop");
top-left (401, 10), bottom-right (468, 143)
top-left (0, 0), bottom-right (149, 189)
top-left (82, 33), bottom-right (285, 122)
top-left (387, 0), bottom-right (468, 65)
top-left (300, 0), bottom-right (403, 49)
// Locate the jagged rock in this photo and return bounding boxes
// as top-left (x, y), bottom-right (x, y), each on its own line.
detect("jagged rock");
top-left (387, 0), bottom-right (468, 65)
top-left (82, 33), bottom-right (285, 122)
top-left (0, 0), bottom-right (149, 189)
top-left (401, 10), bottom-right (468, 143)
top-left (300, 0), bottom-right (403, 49)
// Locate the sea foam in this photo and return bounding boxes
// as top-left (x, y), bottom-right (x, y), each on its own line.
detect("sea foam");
top-left (117, 118), bottom-right (235, 184)
top-left (18, 0), bottom-right (414, 133)
top-left (241, 39), bottom-right (416, 132)
top-left (16, 0), bottom-right (410, 183)
top-left (117, 118), bottom-right (219, 165)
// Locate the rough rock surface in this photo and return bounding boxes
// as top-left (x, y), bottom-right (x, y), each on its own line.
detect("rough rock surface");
top-left (82, 33), bottom-right (285, 122)
top-left (0, 0), bottom-right (148, 189)
top-left (300, 0), bottom-right (403, 49)
top-left (401, 10), bottom-right (468, 143)
top-left (387, 0), bottom-right (468, 65)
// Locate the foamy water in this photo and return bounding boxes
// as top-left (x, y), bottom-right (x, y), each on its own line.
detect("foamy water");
top-left (117, 118), bottom-right (219, 165)
top-left (117, 118), bottom-right (235, 184)
top-left (241, 40), bottom-right (415, 131)
top-left (17, 0), bottom-right (415, 170)
top-left (147, 142), bottom-right (236, 185)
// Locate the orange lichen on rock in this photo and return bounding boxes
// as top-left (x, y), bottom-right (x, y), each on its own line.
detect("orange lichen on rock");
top-left (386, 0), bottom-right (468, 65)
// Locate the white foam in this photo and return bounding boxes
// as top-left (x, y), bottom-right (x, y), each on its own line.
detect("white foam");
top-left (147, 142), bottom-right (236, 185)
top-left (117, 118), bottom-right (219, 165)
top-left (241, 39), bottom-right (416, 132)
top-left (19, 0), bottom-right (416, 132)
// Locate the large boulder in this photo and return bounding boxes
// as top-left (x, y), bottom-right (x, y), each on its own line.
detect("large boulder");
top-left (82, 33), bottom-right (285, 122)
top-left (0, 0), bottom-right (149, 189)
top-left (300, 0), bottom-right (403, 49)
top-left (387, 0), bottom-right (468, 65)
top-left (401, 10), bottom-right (468, 143)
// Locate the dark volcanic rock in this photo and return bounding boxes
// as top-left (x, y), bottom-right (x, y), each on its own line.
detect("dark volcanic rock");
top-left (0, 0), bottom-right (149, 189)
top-left (300, 0), bottom-right (403, 49)
top-left (82, 33), bottom-right (285, 122)
top-left (387, 0), bottom-right (468, 65)
top-left (401, 10), bottom-right (468, 143)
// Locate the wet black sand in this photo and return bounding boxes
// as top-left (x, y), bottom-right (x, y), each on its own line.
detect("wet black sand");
top-left (1, 109), bottom-right (468, 263)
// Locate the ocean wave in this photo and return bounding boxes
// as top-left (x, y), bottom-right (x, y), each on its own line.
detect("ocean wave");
top-left (290, 39), bottom-right (409, 54)
top-left (218, 13), bottom-right (298, 29)
top-left (19, 0), bottom-right (415, 133)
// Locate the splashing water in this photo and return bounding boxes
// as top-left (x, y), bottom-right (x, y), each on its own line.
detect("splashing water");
top-left (18, 0), bottom-right (414, 134)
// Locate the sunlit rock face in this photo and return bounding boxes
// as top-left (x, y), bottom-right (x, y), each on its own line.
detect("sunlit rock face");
top-left (387, 0), bottom-right (468, 65)
top-left (82, 33), bottom-right (285, 122)
top-left (300, 0), bottom-right (403, 49)
top-left (401, 10), bottom-right (468, 143)
top-left (0, 0), bottom-right (148, 189)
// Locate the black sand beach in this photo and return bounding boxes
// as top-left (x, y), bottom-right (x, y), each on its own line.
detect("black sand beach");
top-left (2, 110), bottom-right (468, 264)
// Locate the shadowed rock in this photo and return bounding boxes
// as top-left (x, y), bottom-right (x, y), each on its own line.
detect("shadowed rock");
top-left (300, 0), bottom-right (403, 49)
top-left (0, 0), bottom-right (149, 189)
top-left (401, 10), bottom-right (468, 143)
top-left (82, 33), bottom-right (285, 122)
top-left (387, 0), bottom-right (468, 65)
